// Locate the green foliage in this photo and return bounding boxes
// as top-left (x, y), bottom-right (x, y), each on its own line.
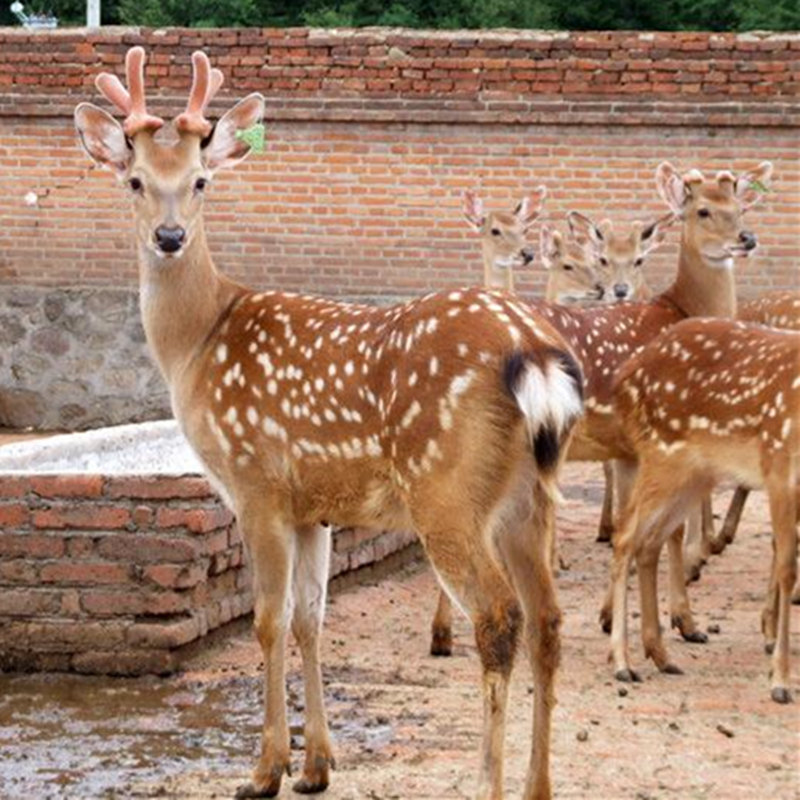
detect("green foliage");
top-left (3, 0), bottom-right (798, 30)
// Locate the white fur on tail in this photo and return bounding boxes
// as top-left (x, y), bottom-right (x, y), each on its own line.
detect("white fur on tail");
top-left (512, 357), bottom-right (583, 442)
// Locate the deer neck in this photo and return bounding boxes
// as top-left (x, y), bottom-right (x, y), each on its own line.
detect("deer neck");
top-left (660, 231), bottom-right (737, 319)
top-left (483, 256), bottom-right (514, 292)
top-left (138, 226), bottom-right (243, 385)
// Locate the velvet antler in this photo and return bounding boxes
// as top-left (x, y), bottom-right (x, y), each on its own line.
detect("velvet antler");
top-left (174, 51), bottom-right (224, 138)
top-left (94, 46), bottom-right (164, 137)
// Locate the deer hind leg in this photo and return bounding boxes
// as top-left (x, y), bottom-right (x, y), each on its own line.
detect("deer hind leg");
top-left (668, 526), bottom-right (707, 644)
top-left (291, 524), bottom-right (335, 794)
top-left (764, 464), bottom-right (797, 704)
top-left (711, 486), bottom-right (750, 555)
top-left (236, 509), bottom-right (295, 799)
top-left (496, 478), bottom-right (561, 800)
top-left (430, 588), bottom-right (455, 657)
top-left (683, 499), bottom-right (707, 584)
top-left (597, 460), bottom-right (616, 543)
top-left (599, 458), bottom-right (637, 633)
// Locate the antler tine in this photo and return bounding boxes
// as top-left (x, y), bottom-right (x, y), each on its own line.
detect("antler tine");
top-left (175, 51), bottom-right (223, 138)
top-left (94, 46), bottom-right (164, 137)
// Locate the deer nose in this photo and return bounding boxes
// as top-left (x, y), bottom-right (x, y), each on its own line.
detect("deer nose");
top-left (614, 283), bottom-right (630, 299)
top-left (154, 225), bottom-right (186, 254)
top-left (594, 283), bottom-right (605, 299)
top-left (520, 247), bottom-right (535, 265)
top-left (739, 230), bottom-right (757, 251)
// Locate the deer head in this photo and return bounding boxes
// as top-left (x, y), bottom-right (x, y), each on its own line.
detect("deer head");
top-left (567, 212), bottom-right (674, 302)
top-left (656, 161), bottom-right (773, 269)
top-left (538, 223), bottom-right (607, 305)
top-left (74, 47), bottom-right (265, 263)
top-left (463, 189), bottom-right (546, 289)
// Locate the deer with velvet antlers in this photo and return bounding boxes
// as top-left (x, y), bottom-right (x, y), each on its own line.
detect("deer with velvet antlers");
top-left (75, 47), bottom-right (584, 800)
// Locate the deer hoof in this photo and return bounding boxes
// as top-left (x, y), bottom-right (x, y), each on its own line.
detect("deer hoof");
top-left (771, 687), bottom-right (793, 705)
top-left (681, 630), bottom-right (708, 645)
top-left (764, 641), bottom-right (776, 655)
top-left (235, 782), bottom-right (280, 799)
top-left (661, 662), bottom-right (684, 675)
top-left (615, 668), bottom-right (642, 683)
top-left (430, 629), bottom-right (453, 657)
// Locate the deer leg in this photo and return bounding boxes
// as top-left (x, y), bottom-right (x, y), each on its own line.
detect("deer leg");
top-left (668, 526), bottom-right (707, 644)
top-left (701, 494), bottom-right (715, 559)
top-left (473, 603), bottom-right (519, 800)
top-left (599, 459), bottom-right (637, 633)
top-left (291, 524), bottom-right (335, 794)
top-left (682, 501), bottom-right (706, 584)
top-left (597, 460), bottom-right (615, 543)
top-left (711, 486), bottom-right (750, 555)
top-left (765, 469), bottom-right (797, 704)
top-left (762, 540), bottom-right (779, 655)
top-left (497, 481), bottom-right (560, 800)
top-left (236, 513), bottom-right (295, 800)
top-left (430, 588), bottom-right (454, 657)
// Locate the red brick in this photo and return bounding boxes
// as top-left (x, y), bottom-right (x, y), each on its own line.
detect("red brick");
top-left (105, 476), bottom-right (212, 500)
top-left (30, 475), bottom-right (104, 498)
top-left (0, 588), bottom-right (62, 616)
top-left (96, 534), bottom-right (199, 564)
top-left (0, 504), bottom-right (29, 527)
top-left (0, 533), bottom-right (65, 559)
top-left (155, 506), bottom-right (234, 533)
top-left (143, 563), bottom-right (206, 589)
top-left (40, 562), bottom-right (131, 585)
top-left (0, 477), bottom-right (29, 498)
top-left (32, 505), bottom-right (130, 530)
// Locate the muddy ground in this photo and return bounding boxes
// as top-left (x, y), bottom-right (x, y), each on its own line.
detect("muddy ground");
top-left (0, 463), bottom-right (797, 799)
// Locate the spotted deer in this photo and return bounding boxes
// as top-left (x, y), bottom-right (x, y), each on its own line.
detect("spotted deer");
top-left (607, 318), bottom-right (799, 703)
top-left (429, 211), bottom-right (654, 657)
top-left (430, 162), bottom-right (772, 654)
top-left (564, 211), bottom-right (670, 545)
top-left (462, 189), bottom-right (546, 291)
top-left (75, 47), bottom-right (584, 800)
top-left (710, 290), bottom-right (800, 559)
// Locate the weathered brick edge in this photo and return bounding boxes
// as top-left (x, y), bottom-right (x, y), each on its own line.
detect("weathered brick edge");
top-left (0, 27), bottom-right (797, 127)
top-left (0, 474), bottom-right (415, 675)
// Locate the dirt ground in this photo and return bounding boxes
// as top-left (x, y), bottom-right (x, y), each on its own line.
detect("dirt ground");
top-left (0, 462), bottom-right (797, 799)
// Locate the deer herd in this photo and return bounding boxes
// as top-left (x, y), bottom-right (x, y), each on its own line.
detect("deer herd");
top-left (72, 47), bottom-right (797, 800)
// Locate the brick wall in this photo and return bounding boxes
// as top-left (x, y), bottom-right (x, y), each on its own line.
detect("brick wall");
top-left (0, 27), bottom-right (797, 300)
top-left (0, 472), bottom-right (416, 674)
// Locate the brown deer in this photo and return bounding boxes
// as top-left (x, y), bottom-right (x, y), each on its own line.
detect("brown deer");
top-left (429, 210), bottom-right (654, 657)
top-left (607, 318), bottom-right (798, 703)
top-left (564, 211), bottom-right (669, 545)
top-left (75, 47), bottom-right (584, 800)
top-left (462, 189), bottom-right (545, 291)
top-left (431, 162), bottom-right (772, 656)
top-left (710, 290), bottom-right (800, 557)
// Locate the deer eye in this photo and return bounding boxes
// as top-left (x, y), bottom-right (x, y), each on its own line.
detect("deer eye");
top-left (491, 228), bottom-right (501, 237)
top-left (634, 258), bottom-right (644, 267)
top-left (599, 257), bottom-right (608, 266)
top-left (698, 208), bottom-right (711, 218)
top-left (563, 263), bottom-right (574, 272)
top-left (194, 177), bottom-right (208, 193)
top-left (128, 177), bottom-right (143, 193)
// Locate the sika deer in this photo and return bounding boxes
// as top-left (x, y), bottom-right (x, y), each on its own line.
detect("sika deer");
top-left (564, 211), bottom-right (671, 545)
top-left (462, 189), bottom-right (546, 291)
top-left (431, 162), bottom-right (773, 655)
top-left (607, 318), bottom-right (799, 703)
top-left (75, 47), bottom-right (583, 800)
top-left (711, 290), bottom-right (800, 556)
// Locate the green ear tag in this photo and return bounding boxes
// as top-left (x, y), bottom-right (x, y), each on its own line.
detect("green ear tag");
top-left (235, 123), bottom-right (266, 154)
top-left (750, 179), bottom-right (769, 194)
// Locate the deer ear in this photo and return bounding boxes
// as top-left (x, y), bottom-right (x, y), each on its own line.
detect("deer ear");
top-left (74, 103), bottom-right (132, 176)
top-left (736, 162), bottom-right (773, 210)
top-left (655, 162), bottom-right (690, 215)
top-left (514, 185), bottom-right (547, 230)
top-left (463, 191), bottom-right (485, 231)
top-left (638, 213), bottom-right (675, 255)
top-left (202, 93), bottom-right (266, 172)
top-left (567, 211), bottom-right (603, 250)
top-left (539, 225), bottom-right (561, 267)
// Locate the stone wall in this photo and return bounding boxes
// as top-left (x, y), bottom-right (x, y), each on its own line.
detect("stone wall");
top-left (0, 472), bottom-right (416, 675)
top-left (0, 287), bottom-right (169, 429)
